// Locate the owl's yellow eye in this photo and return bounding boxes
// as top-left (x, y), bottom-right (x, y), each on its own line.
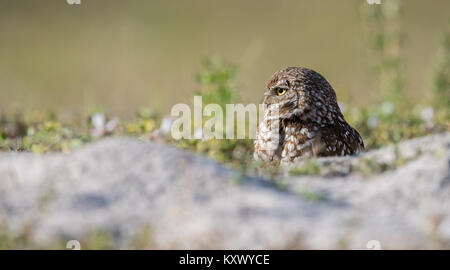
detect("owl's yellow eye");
top-left (276, 88), bottom-right (287, 96)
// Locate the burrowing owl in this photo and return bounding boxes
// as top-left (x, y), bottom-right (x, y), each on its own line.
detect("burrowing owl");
top-left (254, 67), bottom-right (364, 164)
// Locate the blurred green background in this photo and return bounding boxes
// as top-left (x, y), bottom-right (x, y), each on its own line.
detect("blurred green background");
top-left (0, 0), bottom-right (449, 117)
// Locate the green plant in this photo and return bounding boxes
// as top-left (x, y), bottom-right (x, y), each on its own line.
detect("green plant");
top-left (361, 0), bottom-right (406, 107)
top-left (196, 57), bottom-right (238, 110)
top-left (289, 160), bottom-right (322, 176)
top-left (430, 25), bottom-right (450, 126)
top-left (171, 58), bottom-right (256, 171)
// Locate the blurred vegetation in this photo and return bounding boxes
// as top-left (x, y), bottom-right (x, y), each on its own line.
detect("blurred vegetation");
top-left (171, 58), bottom-right (254, 171)
top-left (0, 225), bottom-right (154, 250)
top-left (195, 58), bottom-right (238, 109)
top-left (347, 0), bottom-right (449, 150)
top-left (0, 48), bottom-right (448, 174)
top-left (289, 160), bottom-right (322, 176)
top-left (431, 24), bottom-right (450, 122)
top-left (361, 0), bottom-right (406, 105)
top-left (0, 53), bottom-right (448, 163)
top-left (0, 110), bottom-right (159, 153)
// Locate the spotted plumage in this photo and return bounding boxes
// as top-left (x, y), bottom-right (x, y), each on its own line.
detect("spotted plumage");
top-left (254, 67), bottom-right (364, 165)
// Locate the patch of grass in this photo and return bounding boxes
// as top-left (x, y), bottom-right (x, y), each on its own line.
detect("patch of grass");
top-left (274, 180), bottom-right (327, 202)
top-left (0, 225), bottom-right (118, 250)
top-left (0, 225), bottom-right (36, 250)
top-left (122, 108), bottom-right (159, 137)
top-left (0, 107), bottom-right (161, 154)
top-left (289, 160), bottom-right (322, 176)
top-left (344, 102), bottom-right (446, 150)
top-left (128, 225), bottom-right (154, 249)
top-left (80, 231), bottom-right (114, 250)
top-left (295, 189), bottom-right (327, 202)
top-left (353, 157), bottom-right (394, 176)
top-left (351, 146), bottom-right (423, 176)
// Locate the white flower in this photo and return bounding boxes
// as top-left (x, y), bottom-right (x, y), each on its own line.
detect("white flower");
top-left (105, 118), bottom-right (119, 133)
top-left (91, 113), bottom-right (106, 130)
top-left (421, 107), bottom-right (434, 122)
top-left (160, 117), bottom-right (173, 135)
top-left (367, 116), bottom-right (379, 129)
top-left (90, 113), bottom-right (118, 138)
top-left (380, 102), bottom-right (395, 115)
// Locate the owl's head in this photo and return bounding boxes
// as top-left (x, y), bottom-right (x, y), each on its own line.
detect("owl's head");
top-left (263, 67), bottom-right (342, 125)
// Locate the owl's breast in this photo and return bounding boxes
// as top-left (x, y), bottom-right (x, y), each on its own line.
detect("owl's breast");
top-left (253, 118), bottom-right (282, 163)
top-left (280, 123), bottom-right (316, 164)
